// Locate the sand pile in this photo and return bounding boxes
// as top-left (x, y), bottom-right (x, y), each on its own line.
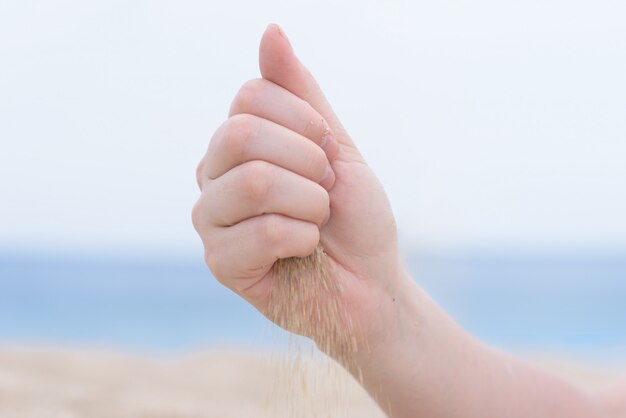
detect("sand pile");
top-left (0, 347), bottom-right (384, 418)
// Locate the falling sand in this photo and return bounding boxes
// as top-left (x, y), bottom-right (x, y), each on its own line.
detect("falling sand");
top-left (268, 244), bottom-right (360, 417)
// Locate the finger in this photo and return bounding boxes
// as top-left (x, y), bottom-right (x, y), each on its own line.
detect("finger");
top-left (204, 214), bottom-right (320, 293)
top-left (228, 78), bottom-right (339, 159)
top-left (202, 160), bottom-right (330, 228)
top-left (201, 113), bottom-right (335, 190)
top-left (259, 24), bottom-right (357, 150)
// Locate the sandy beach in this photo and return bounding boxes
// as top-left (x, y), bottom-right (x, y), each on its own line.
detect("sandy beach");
top-left (0, 347), bottom-right (623, 418)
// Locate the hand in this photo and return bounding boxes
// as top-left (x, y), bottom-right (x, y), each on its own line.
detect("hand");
top-left (192, 24), bottom-right (609, 418)
top-left (192, 24), bottom-right (406, 349)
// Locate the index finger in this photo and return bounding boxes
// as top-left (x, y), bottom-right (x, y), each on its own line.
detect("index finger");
top-left (229, 78), bottom-right (339, 160)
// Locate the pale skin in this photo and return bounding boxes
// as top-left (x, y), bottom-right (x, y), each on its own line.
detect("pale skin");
top-left (192, 24), bottom-right (626, 418)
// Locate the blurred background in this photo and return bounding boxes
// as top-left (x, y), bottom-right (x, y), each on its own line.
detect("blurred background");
top-left (1, 0), bottom-right (625, 360)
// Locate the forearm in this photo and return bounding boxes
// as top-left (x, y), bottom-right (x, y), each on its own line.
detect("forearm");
top-left (335, 273), bottom-right (603, 418)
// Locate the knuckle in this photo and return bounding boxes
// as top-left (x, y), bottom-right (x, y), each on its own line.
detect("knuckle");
top-left (231, 79), bottom-right (266, 114)
top-left (204, 250), bottom-right (226, 284)
top-left (241, 161), bottom-right (273, 203)
top-left (195, 159), bottom-right (205, 189)
top-left (191, 199), bottom-right (205, 232)
top-left (260, 214), bottom-right (284, 248)
top-left (221, 114), bottom-right (257, 160)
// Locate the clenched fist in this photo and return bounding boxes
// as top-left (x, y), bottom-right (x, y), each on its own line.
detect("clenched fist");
top-left (192, 24), bottom-right (404, 348)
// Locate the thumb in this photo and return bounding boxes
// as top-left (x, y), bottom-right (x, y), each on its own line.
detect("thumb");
top-left (259, 24), bottom-right (355, 148)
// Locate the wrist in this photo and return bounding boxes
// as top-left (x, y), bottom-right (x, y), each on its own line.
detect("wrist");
top-left (318, 262), bottom-right (428, 364)
top-left (351, 270), bottom-right (429, 361)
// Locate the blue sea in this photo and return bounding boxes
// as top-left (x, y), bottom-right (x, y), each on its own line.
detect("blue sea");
top-left (1, 251), bottom-right (625, 356)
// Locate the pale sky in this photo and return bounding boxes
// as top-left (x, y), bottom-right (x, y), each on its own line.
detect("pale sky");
top-left (1, 0), bottom-right (625, 257)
